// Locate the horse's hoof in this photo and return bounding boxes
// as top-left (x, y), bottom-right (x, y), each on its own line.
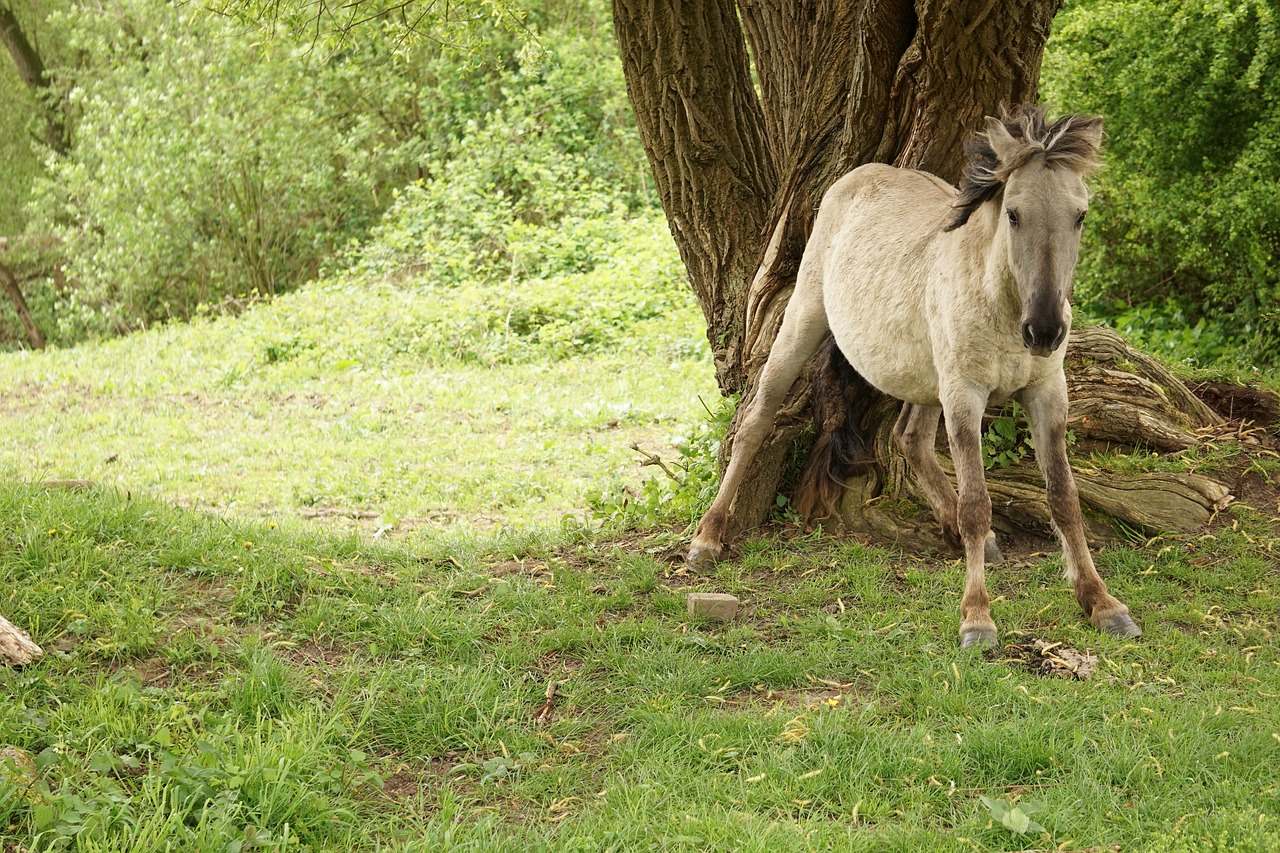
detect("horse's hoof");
top-left (984, 535), bottom-right (1004, 566)
top-left (686, 541), bottom-right (722, 571)
top-left (1097, 612), bottom-right (1142, 639)
top-left (960, 628), bottom-right (998, 649)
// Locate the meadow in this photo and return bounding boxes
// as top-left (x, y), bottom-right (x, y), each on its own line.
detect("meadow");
top-left (2, 203), bottom-right (1280, 851)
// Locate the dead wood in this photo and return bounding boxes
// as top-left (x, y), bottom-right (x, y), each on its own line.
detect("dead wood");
top-left (0, 613), bottom-right (42, 666)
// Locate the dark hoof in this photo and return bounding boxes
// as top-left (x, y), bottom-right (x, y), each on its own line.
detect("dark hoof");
top-left (1098, 612), bottom-right (1142, 639)
top-left (984, 535), bottom-right (1004, 566)
top-left (686, 541), bottom-right (723, 571)
top-left (960, 628), bottom-right (998, 649)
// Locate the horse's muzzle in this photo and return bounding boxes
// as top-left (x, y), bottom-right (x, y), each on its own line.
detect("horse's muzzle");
top-left (1022, 322), bottom-right (1067, 357)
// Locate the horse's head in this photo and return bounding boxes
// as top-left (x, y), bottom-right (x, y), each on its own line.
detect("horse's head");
top-left (947, 106), bottom-right (1104, 358)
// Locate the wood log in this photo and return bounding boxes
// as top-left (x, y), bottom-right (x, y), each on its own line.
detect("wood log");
top-left (832, 324), bottom-right (1235, 546)
top-left (0, 613), bottom-right (42, 666)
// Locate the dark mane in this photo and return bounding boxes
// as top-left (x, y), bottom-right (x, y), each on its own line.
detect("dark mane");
top-left (944, 104), bottom-right (1103, 232)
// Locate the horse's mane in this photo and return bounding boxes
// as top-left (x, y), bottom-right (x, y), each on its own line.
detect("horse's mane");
top-left (945, 104), bottom-right (1102, 232)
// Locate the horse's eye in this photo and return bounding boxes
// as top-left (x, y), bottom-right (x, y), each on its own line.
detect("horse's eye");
top-left (1006, 209), bottom-right (1020, 228)
top-left (1075, 210), bottom-right (1087, 229)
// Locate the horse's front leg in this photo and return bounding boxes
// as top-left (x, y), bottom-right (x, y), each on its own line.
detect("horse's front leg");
top-left (1019, 376), bottom-right (1141, 638)
top-left (895, 403), bottom-right (1003, 564)
top-left (941, 385), bottom-right (999, 648)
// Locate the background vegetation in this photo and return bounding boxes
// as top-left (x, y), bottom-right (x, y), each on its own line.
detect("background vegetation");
top-left (1, 0), bottom-right (1277, 369)
top-left (1043, 0), bottom-right (1280, 367)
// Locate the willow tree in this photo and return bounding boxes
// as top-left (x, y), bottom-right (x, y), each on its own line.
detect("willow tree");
top-left (612, 1), bottom-right (1231, 547)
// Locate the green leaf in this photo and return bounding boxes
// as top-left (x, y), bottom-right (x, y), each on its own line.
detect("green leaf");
top-left (981, 795), bottom-right (1046, 835)
top-left (1005, 805), bottom-right (1031, 833)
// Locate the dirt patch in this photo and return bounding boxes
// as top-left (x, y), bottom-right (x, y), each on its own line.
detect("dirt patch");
top-left (1191, 382), bottom-right (1280, 429)
top-left (278, 639), bottom-right (351, 670)
top-left (374, 756), bottom-right (455, 805)
top-left (707, 678), bottom-right (862, 713)
top-left (993, 639), bottom-right (1098, 680)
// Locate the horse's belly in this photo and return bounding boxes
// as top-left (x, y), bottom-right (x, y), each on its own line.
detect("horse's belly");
top-left (834, 330), bottom-right (941, 405)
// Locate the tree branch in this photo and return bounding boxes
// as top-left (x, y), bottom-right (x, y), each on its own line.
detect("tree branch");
top-left (0, 2), bottom-right (68, 154)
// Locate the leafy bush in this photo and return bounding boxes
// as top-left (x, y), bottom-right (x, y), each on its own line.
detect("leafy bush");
top-left (17, 0), bottom-right (649, 346)
top-left (25, 1), bottom-right (397, 340)
top-left (1043, 0), bottom-right (1280, 364)
top-left (341, 33), bottom-right (651, 289)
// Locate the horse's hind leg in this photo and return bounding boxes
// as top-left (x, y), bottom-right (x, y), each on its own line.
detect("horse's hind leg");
top-left (894, 404), bottom-right (1002, 564)
top-left (1020, 377), bottom-right (1141, 638)
top-left (688, 290), bottom-right (829, 568)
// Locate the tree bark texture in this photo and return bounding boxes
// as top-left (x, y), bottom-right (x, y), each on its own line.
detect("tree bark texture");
top-left (0, 2), bottom-right (69, 154)
top-left (615, 0), bottom-right (1067, 537)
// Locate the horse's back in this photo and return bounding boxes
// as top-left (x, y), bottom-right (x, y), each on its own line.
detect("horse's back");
top-left (806, 164), bottom-right (956, 404)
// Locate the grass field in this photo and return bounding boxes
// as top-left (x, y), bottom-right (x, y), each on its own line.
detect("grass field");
top-left (2, 483), bottom-right (1280, 851)
top-left (4, 216), bottom-right (1280, 851)
top-left (0, 216), bottom-right (717, 533)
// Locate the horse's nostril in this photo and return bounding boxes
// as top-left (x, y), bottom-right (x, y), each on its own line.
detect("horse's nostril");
top-left (1022, 323), bottom-right (1035, 348)
top-left (1052, 325), bottom-right (1067, 350)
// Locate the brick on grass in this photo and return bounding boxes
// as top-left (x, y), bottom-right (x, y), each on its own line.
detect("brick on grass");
top-left (687, 592), bottom-right (739, 622)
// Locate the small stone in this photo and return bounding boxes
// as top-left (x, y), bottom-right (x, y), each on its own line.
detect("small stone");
top-left (687, 592), bottom-right (739, 622)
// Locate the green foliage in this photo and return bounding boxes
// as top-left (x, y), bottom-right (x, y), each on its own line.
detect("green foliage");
top-left (1044, 0), bottom-right (1280, 364)
top-left (981, 402), bottom-right (1034, 470)
top-left (1103, 297), bottom-right (1240, 366)
top-left (12, 0), bottom-right (649, 348)
top-left (342, 30), bottom-right (650, 290)
top-left (0, 69), bottom-right (41, 236)
top-left (24, 1), bottom-right (423, 340)
top-left (589, 396), bottom-right (733, 529)
top-left (979, 795), bottom-right (1046, 836)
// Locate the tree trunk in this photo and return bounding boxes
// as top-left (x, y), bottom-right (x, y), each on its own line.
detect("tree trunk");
top-left (619, 1), bottom-right (1056, 531)
top-left (614, 0), bottom-right (1237, 545)
top-left (0, 611), bottom-right (41, 666)
top-left (0, 2), bottom-right (69, 154)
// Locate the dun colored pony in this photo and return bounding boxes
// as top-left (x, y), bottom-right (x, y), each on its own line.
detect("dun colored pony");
top-left (688, 105), bottom-right (1141, 647)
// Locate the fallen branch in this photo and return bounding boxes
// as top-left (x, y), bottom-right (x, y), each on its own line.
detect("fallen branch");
top-left (630, 443), bottom-right (682, 483)
top-left (0, 613), bottom-right (42, 666)
top-left (533, 682), bottom-right (558, 722)
top-left (0, 262), bottom-right (45, 350)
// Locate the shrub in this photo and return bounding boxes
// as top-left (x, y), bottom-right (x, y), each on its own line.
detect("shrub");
top-left (1043, 0), bottom-right (1280, 364)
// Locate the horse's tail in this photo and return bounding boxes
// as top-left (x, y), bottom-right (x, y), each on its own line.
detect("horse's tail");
top-left (793, 335), bottom-right (875, 522)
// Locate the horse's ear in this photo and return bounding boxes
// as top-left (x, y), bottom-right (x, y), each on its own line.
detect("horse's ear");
top-left (1072, 116), bottom-right (1104, 155)
top-left (984, 116), bottom-right (1020, 167)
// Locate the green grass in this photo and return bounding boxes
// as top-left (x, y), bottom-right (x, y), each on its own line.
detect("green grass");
top-left (0, 250), bottom-right (716, 532)
top-left (3, 209), bottom-right (1280, 849)
top-left (2, 484), bottom-right (1280, 851)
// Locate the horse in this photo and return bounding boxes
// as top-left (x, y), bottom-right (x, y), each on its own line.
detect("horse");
top-left (686, 105), bottom-right (1142, 648)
